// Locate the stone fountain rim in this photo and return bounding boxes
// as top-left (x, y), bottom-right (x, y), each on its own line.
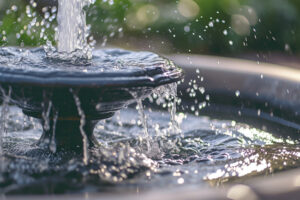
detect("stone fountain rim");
top-left (0, 63), bottom-right (183, 88)
top-left (0, 47), bottom-right (183, 88)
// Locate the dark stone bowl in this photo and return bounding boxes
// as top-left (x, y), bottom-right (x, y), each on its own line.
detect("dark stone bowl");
top-left (0, 48), bottom-right (183, 152)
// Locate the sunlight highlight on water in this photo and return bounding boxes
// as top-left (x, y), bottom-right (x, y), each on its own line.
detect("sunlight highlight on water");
top-left (0, 105), bottom-right (299, 194)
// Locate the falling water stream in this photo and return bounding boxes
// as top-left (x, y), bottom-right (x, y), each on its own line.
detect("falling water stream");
top-left (57, 0), bottom-right (88, 53)
top-left (45, 0), bottom-right (95, 60)
top-left (0, 0), bottom-right (300, 196)
top-left (71, 89), bottom-right (89, 165)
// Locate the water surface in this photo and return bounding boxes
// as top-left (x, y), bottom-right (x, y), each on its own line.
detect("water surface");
top-left (0, 47), bottom-right (174, 73)
top-left (0, 105), bottom-right (299, 194)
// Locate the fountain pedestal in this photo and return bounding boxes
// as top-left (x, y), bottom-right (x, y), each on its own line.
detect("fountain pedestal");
top-left (38, 118), bottom-right (100, 151)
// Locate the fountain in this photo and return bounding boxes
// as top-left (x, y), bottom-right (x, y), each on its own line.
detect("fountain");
top-left (0, 47), bottom-right (182, 153)
top-left (1, 0), bottom-right (300, 198)
top-left (0, 0), bottom-right (183, 153)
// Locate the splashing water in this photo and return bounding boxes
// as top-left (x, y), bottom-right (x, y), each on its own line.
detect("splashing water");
top-left (0, 104), bottom-right (299, 194)
top-left (1, 0), bottom-right (299, 196)
top-left (137, 100), bottom-right (150, 151)
top-left (152, 83), bottom-right (181, 135)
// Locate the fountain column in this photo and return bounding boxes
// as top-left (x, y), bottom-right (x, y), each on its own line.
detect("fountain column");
top-left (38, 118), bottom-right (99, 152)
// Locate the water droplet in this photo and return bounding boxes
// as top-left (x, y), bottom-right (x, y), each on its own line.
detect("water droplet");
top-left (257, 109), bottom-right (261, 116)
top-left (177, 178), bottom-right (185, 184)
top-left (184, 25), bottom-right (190, 32)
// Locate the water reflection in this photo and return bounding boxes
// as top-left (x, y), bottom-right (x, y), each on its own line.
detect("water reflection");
top-left (0, 105), bottom-right (299, 194)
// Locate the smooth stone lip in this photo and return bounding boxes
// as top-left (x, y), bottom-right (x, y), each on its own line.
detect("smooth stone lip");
top-left (0, 65), bottom-right (183, 88)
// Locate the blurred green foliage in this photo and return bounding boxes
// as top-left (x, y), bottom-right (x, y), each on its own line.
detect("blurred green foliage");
top-left (0, 0), bottom-right (55, 47)
top-left (0, 0), bottom-right (299, 55)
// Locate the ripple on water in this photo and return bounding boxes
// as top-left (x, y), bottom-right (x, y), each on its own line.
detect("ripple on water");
top-left (0, 106), bottom-right (299, 194)
top-left (0, 47), bottom-right (175, 73)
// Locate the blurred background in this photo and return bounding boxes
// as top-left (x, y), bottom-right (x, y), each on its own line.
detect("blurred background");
top-left (0, 0), bottom-right (299, 66)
